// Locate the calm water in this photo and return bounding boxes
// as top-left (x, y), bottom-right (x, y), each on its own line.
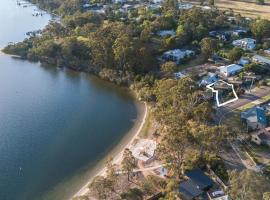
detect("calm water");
top-left (0, 1), bottom-right (137, 200)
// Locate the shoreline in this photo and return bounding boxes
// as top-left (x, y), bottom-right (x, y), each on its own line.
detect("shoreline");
top-left (71, 101), bottom-right (148, 199)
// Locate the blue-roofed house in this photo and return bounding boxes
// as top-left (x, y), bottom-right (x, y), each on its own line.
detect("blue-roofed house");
top-left (185, 168), bottom-right (213, 190)
top-left (179, 180), bottom-right (204, 200)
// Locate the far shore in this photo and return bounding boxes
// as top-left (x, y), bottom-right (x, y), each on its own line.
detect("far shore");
top-left (71, 101), bottom-right (148, 199)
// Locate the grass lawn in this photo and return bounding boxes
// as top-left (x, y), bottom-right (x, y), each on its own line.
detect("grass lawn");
top-left (185, 0), bottom-right (270, 19)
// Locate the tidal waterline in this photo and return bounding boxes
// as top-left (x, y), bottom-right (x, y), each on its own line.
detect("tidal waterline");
top-left (0, 1), bottom-right (138, 199)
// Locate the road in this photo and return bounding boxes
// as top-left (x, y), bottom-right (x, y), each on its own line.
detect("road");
top-left (216, 86), bottom-right (270, 171)
top-left (216, 86), bottom-right (270, 123)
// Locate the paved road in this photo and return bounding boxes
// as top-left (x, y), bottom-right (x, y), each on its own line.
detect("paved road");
top-left (216, 86), bottom-right (270, 171)
top-left (216, 86), bottom-right (270, 123)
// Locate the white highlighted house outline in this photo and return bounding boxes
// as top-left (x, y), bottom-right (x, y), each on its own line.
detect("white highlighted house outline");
top-left (206, 80), bottom-right (239, 107)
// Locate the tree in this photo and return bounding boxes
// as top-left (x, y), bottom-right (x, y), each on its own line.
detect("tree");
top-left (256, 0), bottom-right (265, 5)
top-left (160, 180), bottom-right (179, 200)
top-left (228, 170), bottom-right (270, 200)
top-left (89, 176), bottom-right (110, 199)
top-left (161, 61), bottom-right (177, 74)
top-left (264, 192), bottom-right (270, 200)
top-left (157, 126), bottom-right (192, 179)
top-left (251, 19), bottom-right (270, 41)
top-left (200, 37), bottom-right (218, 60)
top-left (120, 188), bottom-right (143, 200)
top-left (209, 0), bottom-right (215, 5)
top-left (227, 47), bottom-right (243, 62)
top-left (121, 148), bottom-right (137, 182)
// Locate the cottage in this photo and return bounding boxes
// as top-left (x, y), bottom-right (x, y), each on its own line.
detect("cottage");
top-left (251, 127), bottom-right (270, 147)
top-left (162, 49), bottom-right (195, 64)
top-left (232, 38), bottom-right (256, 50)
top-left (252, 55), bottom-right (270, 66)
top-left (218, 64), bottom-right (243, 77)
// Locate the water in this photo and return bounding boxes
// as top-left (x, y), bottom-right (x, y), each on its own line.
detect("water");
top-left (0, 1), bottom-right (138, 200)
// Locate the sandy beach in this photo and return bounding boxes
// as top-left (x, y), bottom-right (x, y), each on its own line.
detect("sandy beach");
top-left (71, 101), bottom-right (148, 199)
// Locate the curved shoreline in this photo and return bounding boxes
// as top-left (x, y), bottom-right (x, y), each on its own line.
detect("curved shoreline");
top-left (71, 101), bottom-right (148, 199)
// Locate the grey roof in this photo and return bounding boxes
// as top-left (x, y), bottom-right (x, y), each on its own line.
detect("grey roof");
top-left (179, 180), bottom-right (203, 200)
top-left (185, 168), bottom-right (213, 190)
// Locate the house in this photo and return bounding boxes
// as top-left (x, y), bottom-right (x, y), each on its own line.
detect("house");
top-left (218, 64), bottom-right (243, 77)
top-left (238, 57), bottom-right (250, 66)
top-left (251, 127), bottom-right (270, 147)
top-left (232, 38), bottom-right (256, 50)
top-left (179, 168), bottom-right (214, 200)
top-left (199, 72), bottom-right (218, 86)
top-left (207, 189), bottom-right (230, 200)
top-left (157, 30), bottom-right (176, 37)
top-left (179, 3), bottom-right (193, 10)
top-left (232, 29), bottom-right (248, 37)
top-left (252, 55), bottom-right (270, 66)
top-left (185, 168), bottom-right (213, 190)
top-left (162, 49), bottom-right (195, 64)
top-left (82, 3), bottom-right (91, 9)
top-left (179, 180), bottom-right (204, 200)
top-left (112, 0), bottom-right (127, 4)
top-left (174, 71), bottom-right (186, 79)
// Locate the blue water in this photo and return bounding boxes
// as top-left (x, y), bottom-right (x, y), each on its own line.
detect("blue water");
top-left (0, 1), bottom-right (137, 199)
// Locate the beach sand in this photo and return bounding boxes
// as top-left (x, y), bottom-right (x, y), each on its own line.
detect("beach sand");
top-left (71, 101), bottom-right (148, 199)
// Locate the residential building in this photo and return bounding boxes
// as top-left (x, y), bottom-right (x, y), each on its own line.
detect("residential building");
top-left (199, 72), bottom-right (218, 86)
top-left (232, 38), bottom-right (256, 50)
top-left (252, 55), bottom-right (270, 66)
top-left (162, 49), bottom-right (195, 64)
top-left (232, 29), bottom-right (247, 37)
top-left (238, 57), bottom-right (250, 66)
top-left (218, 64), bottom-right (243, 77)
top-left (157, 30), bottom-right (176, 37)
top-left (178, 3), bottom-right (193, 10)
top-left (179, 180), bottom-right (204, 200)
top-left (179, 168), bottom-right (214, 200)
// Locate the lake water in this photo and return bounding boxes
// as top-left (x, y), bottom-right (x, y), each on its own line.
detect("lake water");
top-left (0, 1), bottom-right (138, 200)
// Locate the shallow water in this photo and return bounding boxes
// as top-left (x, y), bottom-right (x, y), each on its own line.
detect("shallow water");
top-left (0, 1), bottom-right (137, 199)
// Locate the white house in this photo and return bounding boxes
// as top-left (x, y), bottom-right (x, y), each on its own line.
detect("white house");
top-left (232, 38), bottom-right (256, 50)
top-left (112, 0), bottom-right (127, 4)
top-left (178, 3), bottom-right (193, 10)
top-left (162, 49), bottom-right (195, 64)
top-left (157, 30), bottom-right (176, 37)
top-left (218, 64), bottom-right (243, 77)
top-left (252, 55), bottom-right (270, 65)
